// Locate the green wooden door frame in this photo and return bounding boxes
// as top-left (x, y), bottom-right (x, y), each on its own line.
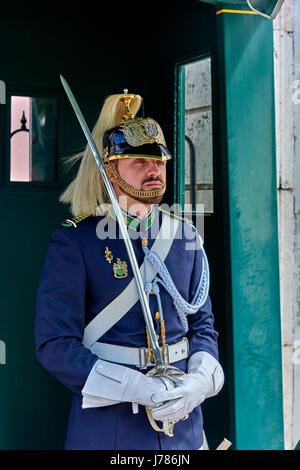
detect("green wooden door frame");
top-left (174, 63), bottom-right (185, 208)
top-left (215, 3), bottom-right (284, 449)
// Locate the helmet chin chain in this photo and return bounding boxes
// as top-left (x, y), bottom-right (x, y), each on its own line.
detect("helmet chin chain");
top-left (106, 162), bottom-right (166, 200)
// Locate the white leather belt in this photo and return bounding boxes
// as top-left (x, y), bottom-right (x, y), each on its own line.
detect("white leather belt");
top-left (90, 337), bottom-right (189, 370)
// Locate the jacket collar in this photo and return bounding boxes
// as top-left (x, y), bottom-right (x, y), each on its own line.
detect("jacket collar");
top-left (109, 204), bottom-right (156, 232)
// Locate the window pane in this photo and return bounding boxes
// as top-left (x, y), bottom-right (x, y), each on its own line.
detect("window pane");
top-left (184, 57), bottom-right (214, 214)
top-left (10, 96), bottom-right (57, 182)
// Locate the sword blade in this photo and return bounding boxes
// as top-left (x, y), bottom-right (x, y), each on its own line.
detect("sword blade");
top-left (60, 75), bottom-right (164, 370)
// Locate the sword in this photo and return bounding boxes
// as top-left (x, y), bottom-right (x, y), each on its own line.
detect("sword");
top-left (60, 76), bottom-right (165, 371)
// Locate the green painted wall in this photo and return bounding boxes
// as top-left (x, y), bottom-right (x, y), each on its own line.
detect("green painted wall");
top-left (216, 4), bottom-right (284, 449)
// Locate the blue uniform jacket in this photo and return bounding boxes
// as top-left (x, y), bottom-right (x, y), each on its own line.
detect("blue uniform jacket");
top-left (35, 207), bottom-right (219, 450)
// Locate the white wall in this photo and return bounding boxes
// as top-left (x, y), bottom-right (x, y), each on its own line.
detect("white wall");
top-left (274, 0), bottom-right (300, 450)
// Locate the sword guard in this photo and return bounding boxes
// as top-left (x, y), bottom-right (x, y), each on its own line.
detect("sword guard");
top-left (145, 365), bottom-right (187, 437)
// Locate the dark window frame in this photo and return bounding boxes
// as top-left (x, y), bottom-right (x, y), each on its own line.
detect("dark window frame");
top-left (4, 88), bottom-right (64, 189)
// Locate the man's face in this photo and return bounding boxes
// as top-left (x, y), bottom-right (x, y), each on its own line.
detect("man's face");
top-left (117, 157), bottom-right (167, 192)
top-left (109, 157), bottom-right (167, 204)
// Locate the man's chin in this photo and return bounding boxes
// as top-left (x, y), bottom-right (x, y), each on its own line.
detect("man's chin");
top-left (119, 184), bottom-right (165, 205)
top-left (133, 194), bottom-right (164, 204)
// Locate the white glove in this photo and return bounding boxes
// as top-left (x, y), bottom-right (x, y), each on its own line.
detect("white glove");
top-left (150, 351), bottom-right (224, 422)
top-left (81, 358), bottom-right (173, 409)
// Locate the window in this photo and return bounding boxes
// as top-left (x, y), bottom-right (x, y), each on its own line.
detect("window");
top-left (10, 95), bottom-right (58, 182)
top-left (176, 56), bottom-right (214, 215)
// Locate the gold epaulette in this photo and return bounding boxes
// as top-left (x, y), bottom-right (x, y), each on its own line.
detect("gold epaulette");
top-left (61, 212), bottom-right (92, 228)
top-left (157, 207), bottom-right (194, 225)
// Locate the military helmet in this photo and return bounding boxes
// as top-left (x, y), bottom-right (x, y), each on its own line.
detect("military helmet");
top-left (102, 92), bottom-right (172, 163)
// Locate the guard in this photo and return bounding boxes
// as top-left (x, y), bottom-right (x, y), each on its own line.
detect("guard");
top-left (34, 89), bottom-right (224, 450)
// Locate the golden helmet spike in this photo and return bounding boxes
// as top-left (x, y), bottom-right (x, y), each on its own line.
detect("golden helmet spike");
top-left (121, 90), bottom-right (137, 121)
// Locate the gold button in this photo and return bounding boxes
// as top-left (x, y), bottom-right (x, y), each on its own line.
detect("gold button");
top-left (142, 238), bottom-right (148, 247)
top-left (155, 312), bottom-right (160, 320)
top-left (156, 334), bottom-right (160, 340)
top-left (150, 291), bottom-right (154, 295)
